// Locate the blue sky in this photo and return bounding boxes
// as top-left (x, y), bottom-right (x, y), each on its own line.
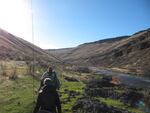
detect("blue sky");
top-left (32, 0), bottom-right (150, 49)
top-left (0, 0), bottom-right (149, 49)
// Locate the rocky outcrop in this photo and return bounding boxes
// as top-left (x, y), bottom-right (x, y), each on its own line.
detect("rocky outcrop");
top-left (72, 97), bottom-right (132, 113)
top-left (72, 76), bottom-right (148, 113)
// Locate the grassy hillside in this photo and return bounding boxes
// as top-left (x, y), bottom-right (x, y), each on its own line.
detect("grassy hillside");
top-left (0, 76), bottom-right (37, 113)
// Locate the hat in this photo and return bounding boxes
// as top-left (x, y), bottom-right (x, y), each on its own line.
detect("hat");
top-left (43, 78), bottom-right (52, 86)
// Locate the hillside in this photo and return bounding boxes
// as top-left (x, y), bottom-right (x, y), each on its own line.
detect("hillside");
top-left (46, 36), bottom-right (130, 64)
top-left (47, 48), bottom-right (74, 61)
top-left (47, 28), bottom-right (150, 76)
top-left (0, 28), bottom-right (58, 62)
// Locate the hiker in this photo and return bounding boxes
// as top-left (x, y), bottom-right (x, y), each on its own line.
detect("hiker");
top-left (39, 66), bottom-right (60, 91)
top-left (33, 78), bottom-right (62, 113)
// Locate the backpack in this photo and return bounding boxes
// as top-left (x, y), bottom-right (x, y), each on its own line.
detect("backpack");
top-left (41, 71), bottom-right (60, 90)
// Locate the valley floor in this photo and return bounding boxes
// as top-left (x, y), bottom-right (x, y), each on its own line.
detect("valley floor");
top-left (0, 68), bottom-right (149, 113)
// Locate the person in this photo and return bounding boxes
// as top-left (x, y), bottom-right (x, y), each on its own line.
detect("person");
top-left (33, 78), bottom-right (62, 113)
top-left (39, 66), bottom-right (60, 90)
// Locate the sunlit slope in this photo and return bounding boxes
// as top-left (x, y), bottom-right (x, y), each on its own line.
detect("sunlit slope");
top-left (47, 28), bottom-right (150, 75)
top-left (0, 28), bottom-right (58, 62)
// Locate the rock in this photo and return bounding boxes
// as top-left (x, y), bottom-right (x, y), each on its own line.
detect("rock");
top-left (64, 76), bottom-right (79, 82)
top-left (86, 76), bottom-right (120, 88)
top-left (120, 90), bottom-right (144, 107)
top-left (72, 97), bottom-right (132, 113)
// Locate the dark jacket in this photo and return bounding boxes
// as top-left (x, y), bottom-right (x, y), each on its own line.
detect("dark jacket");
top-left (33, 85), bottom-right (62, 113)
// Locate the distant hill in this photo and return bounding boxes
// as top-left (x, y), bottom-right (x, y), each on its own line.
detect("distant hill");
top-left (46, 36), bottom-right (129, 63)
top-left (0, 28), bottom-right (59, 63)
top-left (47, 28), bottom-right (150, 76)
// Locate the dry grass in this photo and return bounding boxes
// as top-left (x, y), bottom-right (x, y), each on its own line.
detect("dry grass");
top-left (0, 61), bottom-right (29, 80)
